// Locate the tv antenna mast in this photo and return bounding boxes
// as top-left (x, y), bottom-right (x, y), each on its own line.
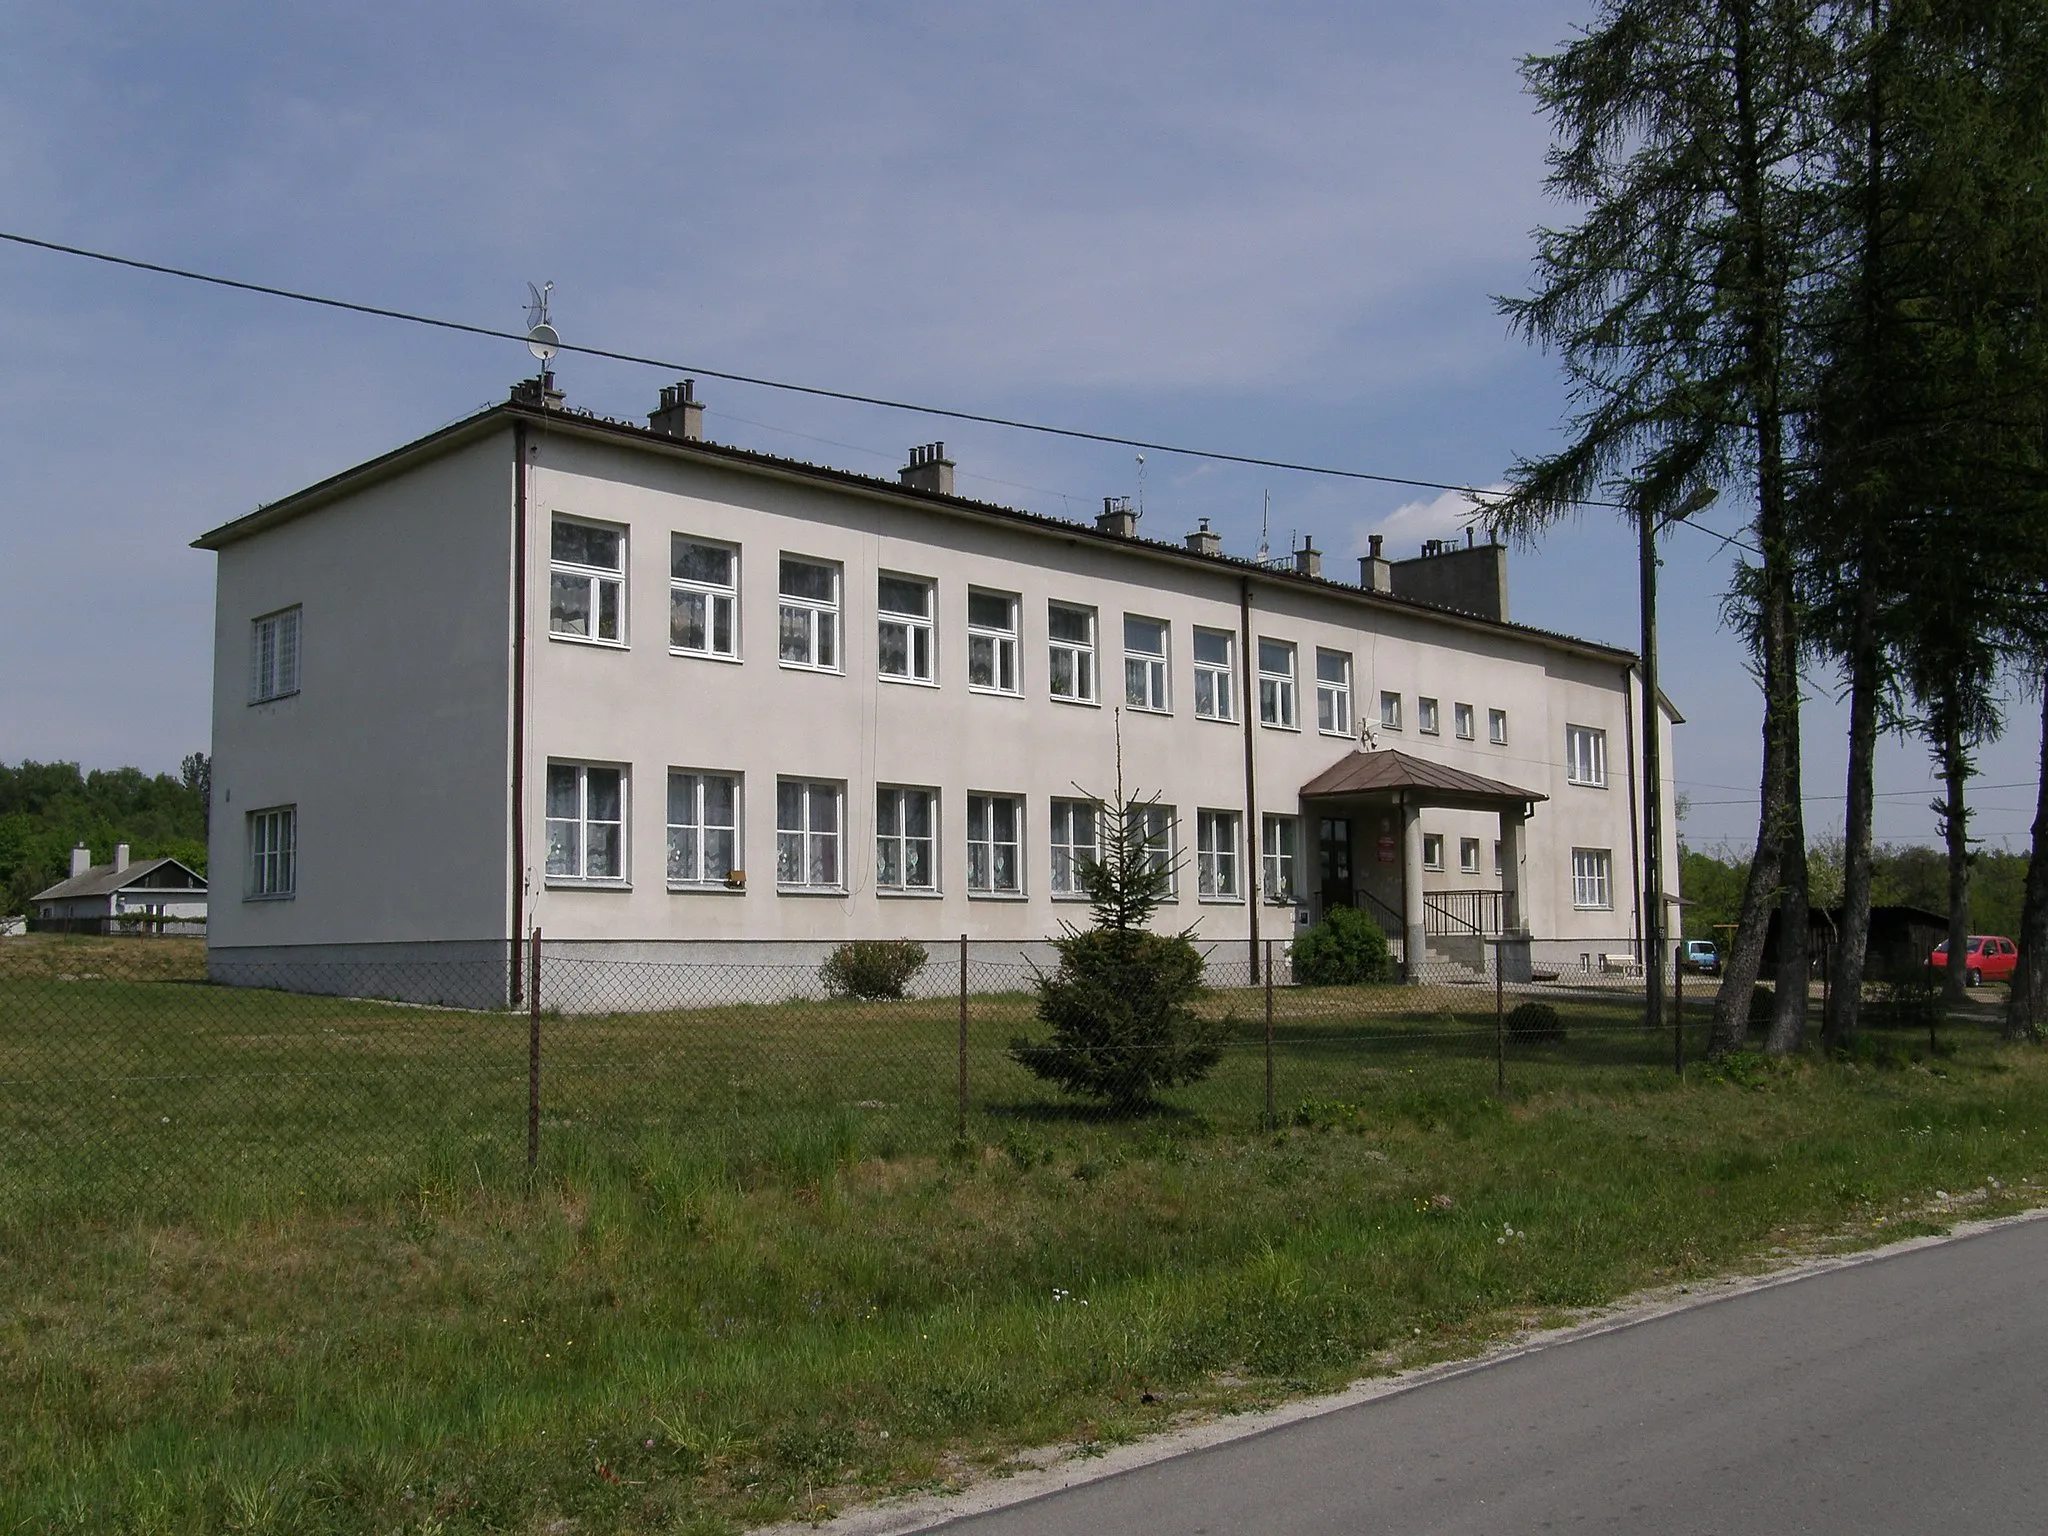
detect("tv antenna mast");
top-left (1256, 489), bottom-right (1271, 566)
top-left (525, 281), bottom-right (560, 374)
top-left (1135, 454), bottom-right (1147, 522)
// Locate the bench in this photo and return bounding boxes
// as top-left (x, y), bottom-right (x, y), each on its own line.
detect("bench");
top-left (1600, 953), bottom-right (1644, 976)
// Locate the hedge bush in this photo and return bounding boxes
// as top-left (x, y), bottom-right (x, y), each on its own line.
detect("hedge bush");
top-left (820, 939), bottom-right (928, 1000)
top-left (1291, 905), bottom-right (1396, 986)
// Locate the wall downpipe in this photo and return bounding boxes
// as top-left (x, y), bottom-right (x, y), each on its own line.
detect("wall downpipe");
top-left (510, 420), bottom-right (530, 1004)
top-left (1240, 576), bottom-right (1261, 982)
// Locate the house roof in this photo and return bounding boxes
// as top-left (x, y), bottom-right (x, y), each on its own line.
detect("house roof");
top-left (192, 394), bottom-right (1666, 675)
top-left (1298, 748), bottom-right (1546, 809)
top-left (32, 856), bottom-right (208, 904)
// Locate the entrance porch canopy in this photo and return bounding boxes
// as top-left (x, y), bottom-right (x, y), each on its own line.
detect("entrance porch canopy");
top-left (1299, 748), bottom-right (1547, 963)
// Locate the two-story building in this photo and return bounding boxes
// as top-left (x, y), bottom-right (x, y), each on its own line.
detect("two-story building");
top-left (196, 375), bottom-right (1679, 1004)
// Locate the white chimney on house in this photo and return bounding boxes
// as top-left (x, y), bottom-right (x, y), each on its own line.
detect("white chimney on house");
top-left (648, 379), bottom-right (705, 441)
top-left (899, 443), bottom-right (955, 496)
top-left (114, 843), bottom-right (130, 873)
top-left (1184, 518), bottom-right (1222, 557)
top-left (70, 845), bottom-right (90, 878)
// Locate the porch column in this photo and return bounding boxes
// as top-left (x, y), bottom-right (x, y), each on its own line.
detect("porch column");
top-left (1401, 797), bottom-right (1426, 979)
top-left (1499, 803), bottom-right (1528, 933)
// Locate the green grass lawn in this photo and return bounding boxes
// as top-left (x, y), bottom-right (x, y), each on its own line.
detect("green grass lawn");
top-left (4, 936), bottom-right (2045, 1533)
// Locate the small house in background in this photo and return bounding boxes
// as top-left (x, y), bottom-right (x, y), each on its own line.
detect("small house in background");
top-left (1761, 903), bottom-right (1949, 983)
top-left (30, 844), bottom-right (208, 935)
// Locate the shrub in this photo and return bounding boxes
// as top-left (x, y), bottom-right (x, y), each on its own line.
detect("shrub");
top-left (1505, 1001), bottom-right (1565, 1042)
top-left (819, 939), bottom-right (928, 1000)
top-left (1747, 984), bottom-right (1775, 1027)
top-left (1290, 905), bottom-right (1395, 986)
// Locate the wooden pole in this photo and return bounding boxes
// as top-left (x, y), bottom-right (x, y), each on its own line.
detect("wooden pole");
top-left (1264, 937), bottom-right (1276, 1129)
top-left (526, 926), bottom-right (541, 1176)
top-left (957, 933), bottom-right (969, 1140)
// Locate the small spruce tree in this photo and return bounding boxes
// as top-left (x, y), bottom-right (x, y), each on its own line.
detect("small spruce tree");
top-left (1009, 725), bottom-right (1224, 1107)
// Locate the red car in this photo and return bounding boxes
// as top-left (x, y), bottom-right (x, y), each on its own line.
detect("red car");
top-left (1929, 935), bottom-right (2019, 987)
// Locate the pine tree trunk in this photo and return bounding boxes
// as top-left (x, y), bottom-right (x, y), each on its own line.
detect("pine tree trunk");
top-left (1824, 575), bottom-right (1882, 1046)
top-left (1940, 715), bottom-right (1972, 1005)
top-left (2005, 682), bottom-right (2048, 1041)
top-left (1765, 568), bottom-right (1810, 1054)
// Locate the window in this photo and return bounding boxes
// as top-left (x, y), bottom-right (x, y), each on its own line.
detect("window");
top-left (1454, 702), bottom-right (1475, 741)
top-left (246, 806), bottom-right (296, 898)
top-left (776, 779), bottom-right (842, 889)
top-left (550, 518), bottom-right (625, 643)
top-left (967, 590), bottom-right (1020, 694)
top-left (1189, 628), bottom-right (1234, 720)
top-left (249, 606), bottom-right (301, 703)
top-left (1423, 832), bottom-right (1444, 872)
top-left (1315, 650), bottom-right (1352, 736)
top-left (667, 771), bottom-right (739, 886)
top-left (1572, 848), bottom-right (1613, 909)
top-left (876, 786), bottom-right (938, 892)
top-left (1459, 836), bottom-right (1481, 876)
top-left (877, 574), bottom-right (936, 683)
top-left (1418, 697), bottom-right (1441, 736)
top-left (1262, 815), bottom-right (1299, 904)
top-left (1380, 690), bottom-right (1403, 731)
top-left (777, 556), bottom-right (840, 670)
top-left (546, 763), bottom-right (625, 882)
top-left (1048, 603), bottom-right (1097, 702)
top-left (1197, 810), bottom-right (1242, 900)
top-left (1567, 724), bottom-right (1608, 786)
top-left (1493, 840), bottom-right (1504, 876)
top-left (1124, 616), bottom-right (1169, 710)
top-left (1138, 803), bottom-right (1177, 894)
top-left (670, 537), bottom-right (737, 658)
top-left (1050, 799), bottom-right (1099, 896)
top-left (1489, 708), bottom-right (1509, 745)
top-left (1258, 640), bottom-right (1297, 729)
top-left (967, 794), bottom-right (1023, 894)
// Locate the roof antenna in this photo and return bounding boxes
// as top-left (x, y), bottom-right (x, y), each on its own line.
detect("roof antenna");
top-left (1135, 454), bottom-right (1147, 522)
top-left (525, 281), bottom-right (560, 379)
top-left (1256, 489), bottom-right (1271, 566)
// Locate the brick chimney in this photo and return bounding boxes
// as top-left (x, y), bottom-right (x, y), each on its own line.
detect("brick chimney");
top-left (114, 843), bottom-right (130, 873)
top-left (648, 379), bottom-right (705, 441)
top-left (1097, 496), bottom-right (1137, 538)
top-left (1293, 535), bottom-right (1323, 579)
top-left (70, 845), bottom-right (90, 878)
top-left (1185, 518), bottom-right (1222, 557)
top-left (510, 372), bottom-right (564, 410)
top-left (1359, 533), bottom-right (1393, 592)
top-left (899, 442), bottom-right (955, 496)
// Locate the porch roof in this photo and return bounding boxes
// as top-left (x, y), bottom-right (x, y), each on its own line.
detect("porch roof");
top-left (1298, 748), bottom-right (1546, 812)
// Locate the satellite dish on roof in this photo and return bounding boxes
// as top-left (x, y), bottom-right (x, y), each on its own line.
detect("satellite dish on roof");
top-left (525, 281), bottom-right (559, 363)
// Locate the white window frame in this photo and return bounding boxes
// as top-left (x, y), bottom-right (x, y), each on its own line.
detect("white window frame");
top-left (1567, 724), bottom-right (1608, 786)
top-left (1193, 627), bottom-right (1236, 721)
top-left (1197, 809), bottom-right (1242, 901)
top-left (1315, 650), bottom-right (1352, 737)
top-left (1490, 708), bottom-right (1509, 746)
top-left (1262, 814), bottom-right (1299, 905)
top-left (967, 589), bottom-right (1022, 695)
top-left (549, 516), bottom-right (627, 646)
top-left (249, 606), bottom-right (301, 704)
top-left (246, 806), bottom-right (296, 899)
top-left (776, 778), bottom-right (844, 891)
top-left (1422, 832), bottom-right (1444, 872)
top-left (669, 536), bottom-right (739, 660)
top-left (1418, 696), bottom-right (1441, 736)
top-left (1572, 847), bottom-right (1614, 909)
top-left (1047, 603), bottom-right (1097, 704)
top-left (1459, 836), bottom-right (1481, 876)
top-left (877, 573), bottom-right (937, 685)
top-left (666, 769), bottom-right (741, 888)
top-left (1138, 803), bottom-right (1177, 897)
top-left (1454, 702), bottom-right (1475, 741)
top-left (966, 793), bottom-right (1025, 896)
top-left (777, 555), bottom-right (842, 672)
top-left (545, 762), bottom-right (628, 884)
top-left (1380, 690), bottom-right (1403, 731)
top-left (1049, 798), bottom-right (1100, 897)
top-left (876, 785), bottom-right (939, 893)
top-left (1123, 616), bottom-right (1170, 712)
top-left (1257, 639), bottom-right (1298, 730)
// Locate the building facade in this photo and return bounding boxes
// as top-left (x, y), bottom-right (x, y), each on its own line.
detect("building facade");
top-left (197, 379), bottom-right (1680, 1000)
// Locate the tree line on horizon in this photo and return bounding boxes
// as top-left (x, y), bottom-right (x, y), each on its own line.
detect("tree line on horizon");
top-left (0, 758), bottom-right (209, 916)
top-left (1493, 0), bottom-right (2048, 1051)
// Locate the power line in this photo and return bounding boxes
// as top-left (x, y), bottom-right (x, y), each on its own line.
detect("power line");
top-left (0, 227), bottom-right (1762, 554)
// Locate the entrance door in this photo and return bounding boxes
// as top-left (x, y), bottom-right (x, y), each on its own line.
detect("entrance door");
top-left (1318, 817), bottom-right (1353, 913)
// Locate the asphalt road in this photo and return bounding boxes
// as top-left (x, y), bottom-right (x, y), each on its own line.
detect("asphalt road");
top-left (932, 1216), bottom-right (2048, 1535)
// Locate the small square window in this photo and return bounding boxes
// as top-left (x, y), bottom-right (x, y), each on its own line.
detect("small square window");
top-left (1454, 702), bottom-right (1475, 740)
top-left (1418, 697), bottom-right (1440, 736)
top-left (1422, 832), bottom-right (1444, 872)
top-left (1380, 691), bottom-right (1402, 731)
top-left (1459, 837), bottom-right (1480, 876)
top-left (1489, 708), bottom-right (1509, 746)
top-left (551, 518), bottom-right (626, 644)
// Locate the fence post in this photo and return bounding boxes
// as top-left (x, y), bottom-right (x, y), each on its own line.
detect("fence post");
top-left (958, 933), bottom-right (969, 1141)
top-left (527, 926), bottom-right (541, 1177)
top-left (1494, 938), bottom-right (1505, 1097)
top-left (1263, 938), bottom-right (1275, 1130)
top-left (1673, 952), bottom-right (1684, 1075)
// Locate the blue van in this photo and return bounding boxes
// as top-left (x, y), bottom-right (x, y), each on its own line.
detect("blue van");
top-left (1677, 939), bottom-right (1721, 976)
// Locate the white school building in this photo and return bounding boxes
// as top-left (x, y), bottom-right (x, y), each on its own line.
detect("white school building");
top-left (196, 375), bottom-right (1679, 1001)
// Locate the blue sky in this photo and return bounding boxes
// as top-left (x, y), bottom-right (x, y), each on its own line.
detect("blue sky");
top-left (2, 1), bottom-right (2038, 853)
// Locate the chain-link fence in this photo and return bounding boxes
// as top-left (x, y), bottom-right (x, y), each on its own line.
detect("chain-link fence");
top-left (0, 932), bottom-right (1782, 1224)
